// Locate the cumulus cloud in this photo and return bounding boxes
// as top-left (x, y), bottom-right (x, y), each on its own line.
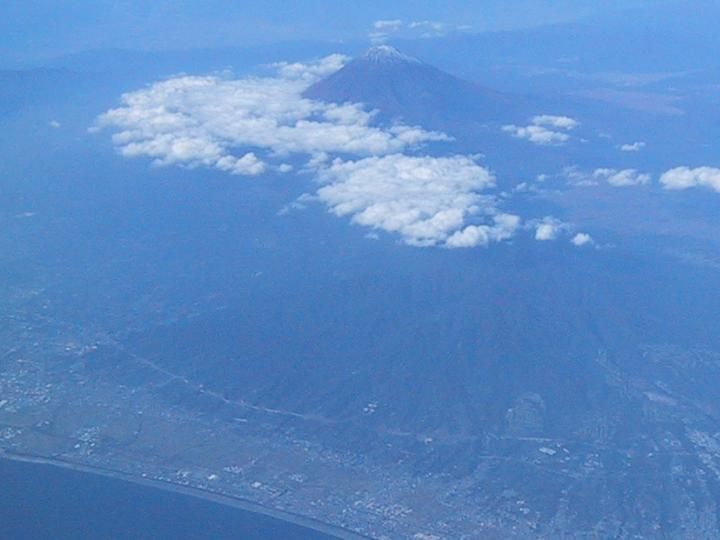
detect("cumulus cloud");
top-left (571, 233), bottom-right (594, 247)
top-left (98, 56), bottom-right (523, 249)
top-left (593, 168), bottom-right (651, 187)
top-left (659, 167), bottom-right (720, 192)
top-left (315, 154), bottom-right (516, 247)
top-left (98, 57), bottom-right (448, 176)
top-left (531, 217), bottom-right (566, 241)
top-left (620, 141), bottom-right (646, 152)
top-left (502, 115), bottom-right (578, 146)
top-left (535, 223), bottom-right (558, 240)
top-left (524, 216), bottom-right (576, 242)
top-left (446, 214), bottom-right (520, 248)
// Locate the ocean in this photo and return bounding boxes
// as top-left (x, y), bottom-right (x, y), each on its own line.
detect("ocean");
top-left (0, 458), bottom-right (338, 539)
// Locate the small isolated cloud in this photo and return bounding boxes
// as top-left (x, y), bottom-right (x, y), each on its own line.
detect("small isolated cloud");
top-left (370, 19), bottom-right (404, 44)
top-left (315, 154), bottom-right (518, 248)
top-left (560, 167), bottom-right (651, 187)
top-left (571, 233), bottom-right (594, 247)
top-left (277, 163), bottom-right (294, 173)
top-left (502, 125), bottom-right (569, 145)
top-left (408, 20), bottom-right (454, 38)
top-left (502, 115), bottom-right (578, 146)
top-left (374, 19), bottom-right (403, 30)
top-left (532, 217), bottom-right (566, 241)
top-left (531, 115), bottom-right (579, 130)
top-left (525, 216), bottom-right (574, 242)
top-left (593, 168), bottom-right (651, 187)
top-left (369, 19), bottom-right (470, 43)
top-left (620, 141), bottom-right (646, 152)
top-left (659, 167), bottom-right (720, 192)
top-left (49, 120), bottom-right (61, 129)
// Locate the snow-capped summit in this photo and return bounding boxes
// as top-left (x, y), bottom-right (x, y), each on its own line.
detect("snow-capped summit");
top-left (303, 46), bottom-right (519, 131)
top-left (361, 45), bottom-right (420, 65)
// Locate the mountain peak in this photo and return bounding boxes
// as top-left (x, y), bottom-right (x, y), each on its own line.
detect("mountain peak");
top-left (303, 46), bottom-right (518, 130)
top-left (361, 45), bottom-right (420, 65)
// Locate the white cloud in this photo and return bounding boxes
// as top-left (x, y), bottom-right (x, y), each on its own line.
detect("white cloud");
top-left (98, 57), bottom-right (448, 177)
top-left (593, 168), bottom-right (651, 187)
top-left (525, 216), bottom-right (574, 242)
top-left (374, 19), bottom-right (403, 31)
top-left (571, 233), bottom-right (594, 247)
top-left (217, 153), bottom-right (266, 175)
top-left (502, 115), bottom-right (578, 146)
top-left (369, 19), bottom-right (470, 43)
top-left (277, 163), bottom-right (294, 173)
top-left (502, 125), bottom-right (569, 145)
top-left (49, 120), bottom-right (61, 129)
top-left (99, 55), bottom-right (525, 249)
top-left (370, 20), bottom-right (402, 44)
top-left (659, 167), bottom-right (720, 192)
top-left (408, 20), bottom-right (450, 38)
top-left (271, 54), bottom-right (349, 82)
top-left (531, 115), bottom-right (579, 130)
top-left (446, 214), bottom-right (520, 248)
top-left (560, 167), bottom-right (650, 187)
top-left (533, 218), bottom-right (565, 241)
top-left (620, 141), bottom-right (646, 152)
top-left (315, 154), bottom-right (516, 247)
top-left (535, 223), bottom-right (558, 241)
top-left (564, 167), bottom-right (598, 187)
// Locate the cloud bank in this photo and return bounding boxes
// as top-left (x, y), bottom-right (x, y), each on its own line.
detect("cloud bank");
top-left (98, 56), bottom-right (518, 248)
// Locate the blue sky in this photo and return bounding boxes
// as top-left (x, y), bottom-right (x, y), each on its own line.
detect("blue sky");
top-left (3, 0), bottom-right (660, 66)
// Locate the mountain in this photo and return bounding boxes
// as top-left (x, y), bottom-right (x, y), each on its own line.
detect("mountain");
top-left (5, 35), bottom-right (720, 540)
top-left (304, 45), bottom-right (523, 132)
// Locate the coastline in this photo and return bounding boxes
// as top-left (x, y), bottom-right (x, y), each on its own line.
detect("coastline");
top-left (0, 449), bottom-right (369, 540)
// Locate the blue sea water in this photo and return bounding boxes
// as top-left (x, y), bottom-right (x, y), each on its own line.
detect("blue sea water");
top-left (0, 458), bottom-right (337, 540)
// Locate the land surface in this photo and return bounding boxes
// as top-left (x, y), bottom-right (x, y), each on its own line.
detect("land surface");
top-left (3, 291), bottom-right (720, 539)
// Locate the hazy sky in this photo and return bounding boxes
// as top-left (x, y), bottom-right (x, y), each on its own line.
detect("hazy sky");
top-left (3, 0), bottom-right (660, 66)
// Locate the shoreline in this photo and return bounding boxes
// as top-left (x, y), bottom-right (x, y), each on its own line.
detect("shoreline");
top-left (0, 449), bottom-right (369, 540)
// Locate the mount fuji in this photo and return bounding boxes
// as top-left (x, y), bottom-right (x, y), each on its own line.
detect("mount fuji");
top-left (304, 45), bottom-right (523, 132)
